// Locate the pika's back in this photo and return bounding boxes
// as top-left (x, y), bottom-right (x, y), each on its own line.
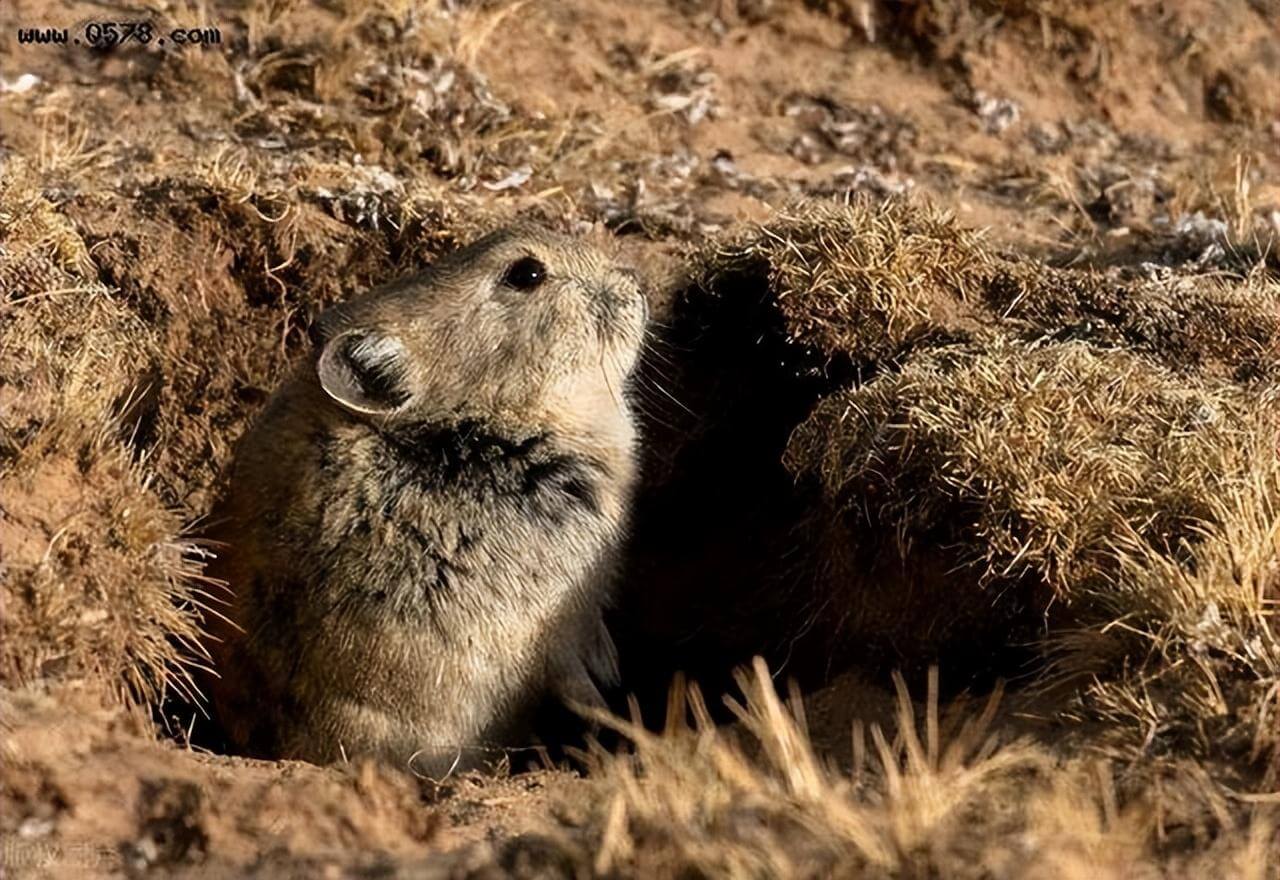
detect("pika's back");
top-left (208, 226), bottom-right (646, 769)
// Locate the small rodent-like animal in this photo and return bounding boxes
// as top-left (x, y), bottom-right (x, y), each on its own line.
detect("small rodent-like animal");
top-left (206, 226), bottom-right (646, 773)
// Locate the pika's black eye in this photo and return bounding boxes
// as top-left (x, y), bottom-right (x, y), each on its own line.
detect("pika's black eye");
top-left (501, 256), bottom-right (547, 291)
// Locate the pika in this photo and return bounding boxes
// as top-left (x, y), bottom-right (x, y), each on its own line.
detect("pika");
top-left (206, 226), bottom-right (646, 773)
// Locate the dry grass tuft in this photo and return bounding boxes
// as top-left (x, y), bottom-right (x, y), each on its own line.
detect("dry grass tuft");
top-left (509, 660), bottom-right (1276, 878)
top-left (1, 160), bottom-right (210, 710)
top-left (702, 197), bottom-right (993, 361)
top-left (1, 419), bottom-right (214, 709)
top-left (788, 338), bottom-right (1273, 600)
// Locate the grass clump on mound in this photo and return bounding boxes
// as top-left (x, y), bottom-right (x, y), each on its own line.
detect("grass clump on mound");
top-left (703, 198), bottom-right (994, 362)
top-left (0, 161), bottom-right (210, 710)
top-left (687, 196), bottom-right (1279, 778)
top-left (701, 198), bottom-right (1280, 381)
top-left (787, 337), bottom-right (1280, 766)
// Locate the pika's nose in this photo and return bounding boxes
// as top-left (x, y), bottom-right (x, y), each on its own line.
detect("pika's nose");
top-left (595, 281), bottom-right (641, 309)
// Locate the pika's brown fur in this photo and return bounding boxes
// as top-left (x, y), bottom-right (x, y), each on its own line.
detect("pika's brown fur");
top-left (206, 226), bottom-right (646, 773)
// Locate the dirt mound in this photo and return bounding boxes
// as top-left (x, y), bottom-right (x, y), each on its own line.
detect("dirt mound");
top-left (790, 336), bottom-right (1278, 757)
top-left (0, 685), bottom-right (547, 876)
top-left (702, 198), bottom-right (1279, 379)
top-left (0, 162), bottom-right (209, 711)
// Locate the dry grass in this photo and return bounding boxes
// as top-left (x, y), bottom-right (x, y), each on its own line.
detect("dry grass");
top-left (701, 197), bottom-right (1279, 380)
top-left (1, 418), bottom-right (214, 709)
top-left (788, 338), bottom-right (1280, 769)
top-left (507, 660), bottom-right (1277, 878)
top-left (0, 162), bottom-right (211, 710)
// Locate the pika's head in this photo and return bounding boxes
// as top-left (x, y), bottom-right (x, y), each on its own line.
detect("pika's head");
top-left (310, 226), bottom-right (646, 443)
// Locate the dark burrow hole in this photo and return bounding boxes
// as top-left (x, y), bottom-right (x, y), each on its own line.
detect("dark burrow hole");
top-left (604, 267), bottom-right (1049, 733)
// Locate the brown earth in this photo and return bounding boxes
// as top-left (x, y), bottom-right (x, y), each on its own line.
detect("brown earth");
top-left (2, 0), bottom-right (1279, 876)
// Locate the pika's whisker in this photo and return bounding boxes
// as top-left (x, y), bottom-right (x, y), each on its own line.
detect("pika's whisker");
top-left (640, 372), bottom-right (696, 417)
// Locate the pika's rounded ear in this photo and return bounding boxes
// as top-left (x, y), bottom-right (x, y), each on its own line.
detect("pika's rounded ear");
top-left (308, 303), bottom-right (352, 348)
top-left (317, 330), bottom-right (411, 415)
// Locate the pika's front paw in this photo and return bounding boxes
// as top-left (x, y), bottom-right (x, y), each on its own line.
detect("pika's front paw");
top-left (551, 616), bottom-right (620, 712)
top-left (584, 614), bottom-right (620, 690)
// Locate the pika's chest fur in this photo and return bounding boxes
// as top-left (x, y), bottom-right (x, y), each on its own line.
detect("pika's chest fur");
top-left (303, 419), bottom-right (622, 628)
